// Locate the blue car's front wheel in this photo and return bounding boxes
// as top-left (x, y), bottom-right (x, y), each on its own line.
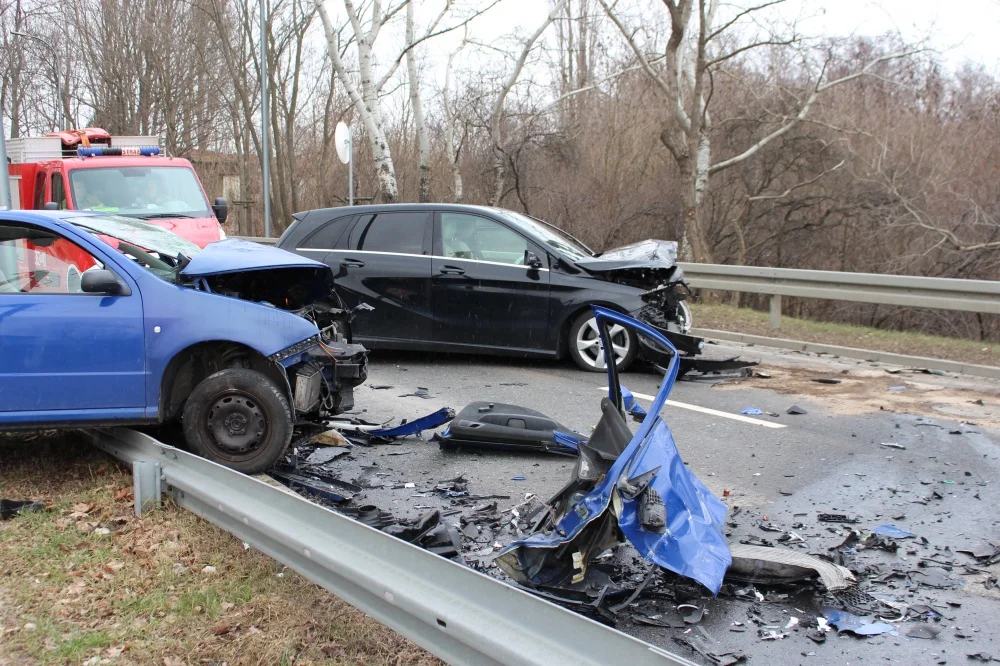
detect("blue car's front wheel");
top-left (182, 368), bottom-right (292, 474)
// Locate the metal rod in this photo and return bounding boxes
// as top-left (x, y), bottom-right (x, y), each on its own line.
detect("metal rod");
top-left (0, 116), bottom-right (11, 210)
top-left (10, 31), bottom-right (65, 130)
top-left (348, 127), bottom-right (353, 206)
top-left (259, 0), bottom-right (272, 237)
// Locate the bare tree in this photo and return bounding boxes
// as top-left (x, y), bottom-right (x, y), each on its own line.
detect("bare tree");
top-left (597, 0), bottom-right (917, 262)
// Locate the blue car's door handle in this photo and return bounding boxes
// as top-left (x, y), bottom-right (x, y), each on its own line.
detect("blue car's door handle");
top-left (439, 266), bottom-right (465, 275)
top-left (340, 259), bottom-right (365, 268)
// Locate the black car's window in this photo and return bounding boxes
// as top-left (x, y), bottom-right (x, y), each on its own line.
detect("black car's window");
top-left (440, 213), bottom-right (531, 266)
top-left (356, 212), bottom-right (427, 254)
top-left (301, 215), bottom-right (353, 250)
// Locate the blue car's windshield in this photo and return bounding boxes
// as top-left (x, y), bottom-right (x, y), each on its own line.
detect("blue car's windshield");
top-left (69, 214), bottom-right (202, 281)
top-left (495, 210), bottom-right (594, 262)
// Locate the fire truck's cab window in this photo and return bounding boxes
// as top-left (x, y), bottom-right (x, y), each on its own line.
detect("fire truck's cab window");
top-left (33, 172), bottom-right (46, 209)
top-left (69, 166), bottom-right (211, 219)
top-left (51, 172), bottom-right (67, 209)
top-left (0, 224), bottom-right (103, 294)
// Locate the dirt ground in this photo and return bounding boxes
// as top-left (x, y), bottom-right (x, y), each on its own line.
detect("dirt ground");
top-left (713, 363), bottom-right (1000, 429)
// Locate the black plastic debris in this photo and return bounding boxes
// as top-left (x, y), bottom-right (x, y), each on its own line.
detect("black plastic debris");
top-left (436, 402), bottom-right (584, 456)
top-left (786, 404), bottom-right (807, 415)
top-left (269, 468), bottom-right (362, 503)
top-left (812, 378), bottom-right (842, 384)
top-left (906, 624), bottom-right (941, 639)
top-left (303, 446), bottom-right (351, 466)
top-left (0, 499), bottom-right (44, 520)
top-left (818, 513), bottom-right (861, 524)
top-left (398, 387), bottom-right (433, 399)
top-left (956, 542), bottom-right (1000, 563)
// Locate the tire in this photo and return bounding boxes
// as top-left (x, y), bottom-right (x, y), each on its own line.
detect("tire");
top-left (182, 368), bottom-right (292, 474)
top-left (567, 310), bottom-right (638, 373)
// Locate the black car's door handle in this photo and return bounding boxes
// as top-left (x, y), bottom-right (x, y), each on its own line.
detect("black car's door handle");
top-left (340, 259), bottom-right (365, 268)
top-left (439, 266), bottom-right (466, 275)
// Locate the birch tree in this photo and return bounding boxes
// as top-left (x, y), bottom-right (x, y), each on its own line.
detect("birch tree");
top-left (406, 1), bottom-right (430, 202)
top-left (597, 0), bottom-right (917, 262)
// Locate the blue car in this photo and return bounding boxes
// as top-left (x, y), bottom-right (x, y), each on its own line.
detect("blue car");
top-left (0, 211), bottom-right (368, 473)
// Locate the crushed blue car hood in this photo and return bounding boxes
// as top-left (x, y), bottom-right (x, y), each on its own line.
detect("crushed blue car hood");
top-left (180, 238), bottom-right (326, 277)
top-left (497, 307), bottom-right (731, 594)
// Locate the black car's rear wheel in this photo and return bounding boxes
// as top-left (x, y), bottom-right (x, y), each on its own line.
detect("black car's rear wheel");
top-left (568, 311), bottom-right (637, 372)
top-left (182, 368), bottom-right (292, 474)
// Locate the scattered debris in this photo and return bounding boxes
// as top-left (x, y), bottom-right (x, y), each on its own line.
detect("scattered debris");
top-left (398, 387), bottom-right (433, 399)
top-left (786, 405), bottom-right (807, 415)
top-left (818, 513), bottom-right (860, 524)
top-left (812, 378), bottom-right (842, 384)
top-left (888, 385), bottom-right (907, 391)
top-left (741, 407), bottom-right (764, 416)
top-left (880, 442), bottom-right (907, 450)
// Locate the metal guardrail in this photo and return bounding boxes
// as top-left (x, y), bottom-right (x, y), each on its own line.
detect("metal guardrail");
top-left (89, 428), bottom-right (693, 666)
top-left (678, 262), bottom-right (1000, 329)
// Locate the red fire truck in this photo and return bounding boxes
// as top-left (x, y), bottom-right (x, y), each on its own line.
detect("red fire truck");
top-left (7, 128), bottom-right (228, 249)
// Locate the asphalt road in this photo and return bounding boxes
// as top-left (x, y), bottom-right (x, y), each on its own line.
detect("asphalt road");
top-left (312, 340), bottom-right (1000, 665)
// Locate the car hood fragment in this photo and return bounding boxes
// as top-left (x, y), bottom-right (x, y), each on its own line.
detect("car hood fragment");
top-left (180, 238), bottom-right (326, 277)
top-left (496, 307), bottom-right (732, 595)
top-left (575, 239), bottom-right (678, 273)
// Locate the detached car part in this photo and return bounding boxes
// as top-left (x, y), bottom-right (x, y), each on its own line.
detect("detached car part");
top-left (436, 402), bottom-right (584, 456)
top-left (496, 307), bottom-right (732, 594)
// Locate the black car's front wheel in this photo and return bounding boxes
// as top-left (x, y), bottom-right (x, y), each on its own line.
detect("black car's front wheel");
top-left (182, 368), bottom-right (292, 474)
top-left (568, 311), bottom-right (638, 372)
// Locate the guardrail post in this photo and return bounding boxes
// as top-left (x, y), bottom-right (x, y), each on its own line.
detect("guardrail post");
top-left (769, 294), bottom-right (782, 330)
top-left (133, 460), bottom-right (162, 517)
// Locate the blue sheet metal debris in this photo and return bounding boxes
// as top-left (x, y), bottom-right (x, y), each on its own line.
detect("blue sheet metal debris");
top-left (497, 307), bottom-right (731, 595)
top-left (873, 524), bottom-right (915, 539)
top-left (821, 608), bottom-right (897, 636)
top-left (741, 407), bottom-right (764, 415)
top-left (367, 407), bottom-right (455, 440)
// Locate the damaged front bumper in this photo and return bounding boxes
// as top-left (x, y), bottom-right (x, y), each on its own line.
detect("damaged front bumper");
top-left (272, 337), bottom-right (368, 417)
top-left (497, 307), bottom-right (732, 594)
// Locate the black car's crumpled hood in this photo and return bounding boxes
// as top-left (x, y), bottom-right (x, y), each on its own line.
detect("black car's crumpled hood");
top-left (575, 239), bottom-right (678, 273)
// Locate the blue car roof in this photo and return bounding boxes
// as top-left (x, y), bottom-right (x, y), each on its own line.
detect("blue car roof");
top-left (180, 238), bottom-right (326, 277)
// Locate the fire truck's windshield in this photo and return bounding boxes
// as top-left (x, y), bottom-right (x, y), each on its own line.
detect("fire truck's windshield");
top-left (69, 166), bottom-right (211, 219)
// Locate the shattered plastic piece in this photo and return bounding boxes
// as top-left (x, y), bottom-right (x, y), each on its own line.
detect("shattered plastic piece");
top-left (0, 499), bottom-right (45, 520)
top-left (620, 386), bottom-right (648, 422)
top-left (786, 405), bottom-right (807, 415)
top-left (873, 524), bottom-right (915, 539)
top-left (880, 442), bottom-right (907, 450)
top-left (497, 307), bottom-right (731, 594)
top-left (888, 385), bottom-right (906, 391)
top-left (812, 378), bottom-right (841, 384)
top-left (368, 407), bottom-right (455, 440)
top-left (268, 469), bottom-right (360, 503)
top-left (436, 402), bottom-right (583, 456)
top-left (311, 429), bottom-right (350, 447)
top-left (740, 407), bottom-right (764, 416)
top-left (821, 608), bottom-right (897, 636)
top-left (727, 544), bottom-right (856, 591)
top-left (303, 446), bottom-right (351, 466)
top-left (956, 542), bottom-right (1000, 561)
top-left (511, 476), bottom-right (526, 481)
top-left (398, 387), bottom-right (433, 399)
top-left (906, 624), bottom-right (941, 639)
top-left (818, 513), bottom-right (860, 524)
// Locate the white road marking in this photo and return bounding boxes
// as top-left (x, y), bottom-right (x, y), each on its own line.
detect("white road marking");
top-left (597, 387), bottom-right (787, 429)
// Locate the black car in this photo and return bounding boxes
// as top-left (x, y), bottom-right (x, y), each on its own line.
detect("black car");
top-left (277, 204), bottom-right (704, 372)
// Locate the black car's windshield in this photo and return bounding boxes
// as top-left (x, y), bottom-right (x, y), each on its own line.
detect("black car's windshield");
top-left (69, 214), bottom-right (202, 281)
top-left (69, 166), bottom-right (211, 219)
top-left (496, 210), bottom-right (594, 262)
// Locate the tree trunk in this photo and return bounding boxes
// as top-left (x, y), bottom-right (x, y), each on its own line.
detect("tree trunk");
top-left (406, 3), bottom-right (430, 203)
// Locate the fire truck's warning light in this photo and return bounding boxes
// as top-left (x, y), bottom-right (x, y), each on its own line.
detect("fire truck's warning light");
top-left (77, 146), bottom-right (161, 157)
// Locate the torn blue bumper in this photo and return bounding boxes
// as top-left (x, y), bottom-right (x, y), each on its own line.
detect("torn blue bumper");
top-left (497, 307), bottom-right (731, 594)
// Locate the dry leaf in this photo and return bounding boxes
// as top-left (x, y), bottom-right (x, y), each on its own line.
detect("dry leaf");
top-left (71, 501), bottom-right (95, 514)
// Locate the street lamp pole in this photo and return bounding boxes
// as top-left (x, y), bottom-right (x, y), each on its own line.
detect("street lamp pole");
top-left (10, 31), bottom-right (66, 130)
top-left (259, 0), bottom-right (271, 237)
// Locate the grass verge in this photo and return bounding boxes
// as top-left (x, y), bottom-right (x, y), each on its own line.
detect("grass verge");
top-left (691, 302), bottom-right (1000, 368)
top-left (0, 433), bottom-right (437, 666)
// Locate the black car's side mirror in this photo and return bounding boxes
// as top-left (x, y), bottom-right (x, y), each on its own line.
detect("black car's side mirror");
top-left (525, 250), bottom-right (543, 269)
top-left (81, 269), bottom-right (126, 295)
top-left (212, 197), bottom-right (229, 224)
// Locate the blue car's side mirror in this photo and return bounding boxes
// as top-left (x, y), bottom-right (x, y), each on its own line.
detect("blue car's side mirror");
top-left (81, 269), bottom-right (128, 296)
